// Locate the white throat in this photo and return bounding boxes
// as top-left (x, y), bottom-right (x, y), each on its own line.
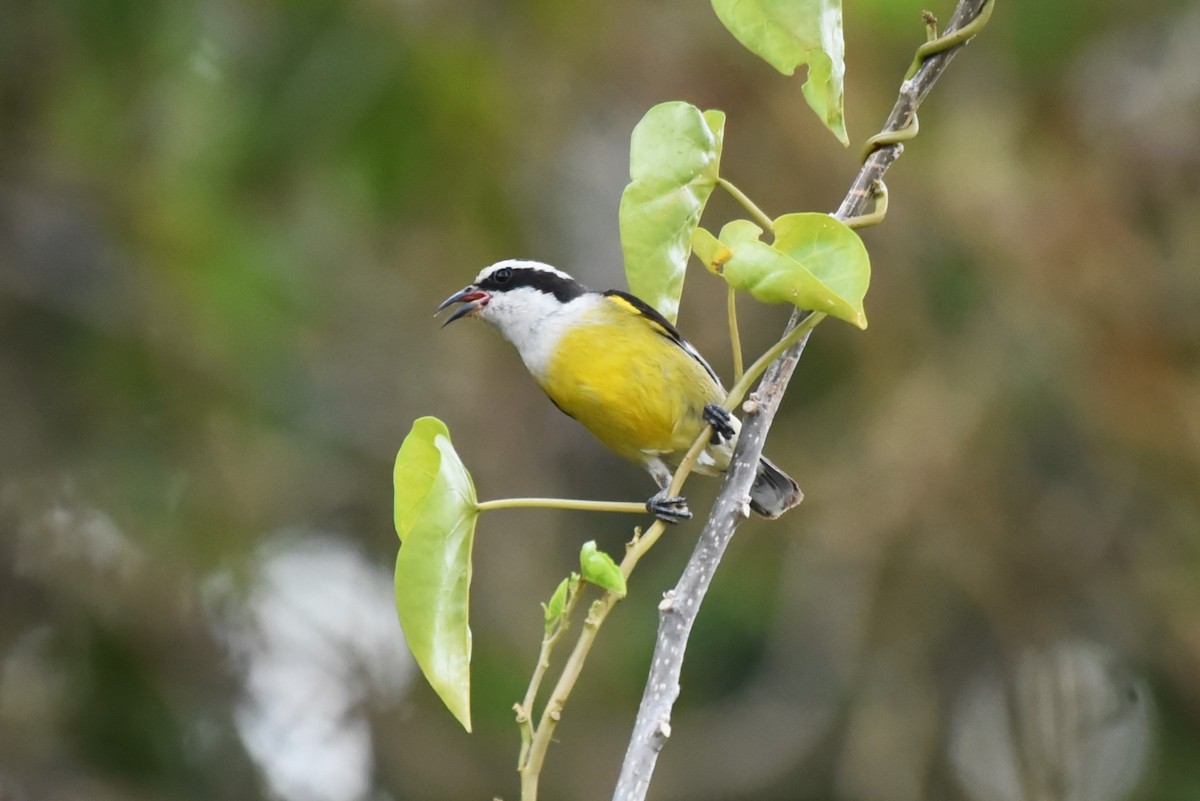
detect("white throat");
top-left (481, 290), bottom-right (600, 381)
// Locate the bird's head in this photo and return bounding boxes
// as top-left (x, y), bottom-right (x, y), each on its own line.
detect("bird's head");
top-left (436, 259), bottom-right (589, 341)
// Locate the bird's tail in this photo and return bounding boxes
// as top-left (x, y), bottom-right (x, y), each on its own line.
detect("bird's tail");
top-left (749, 456), bottom-right (803, 518)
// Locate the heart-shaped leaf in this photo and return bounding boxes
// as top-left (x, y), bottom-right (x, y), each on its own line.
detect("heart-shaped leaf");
top-left (772, 212), bottom-right (869, 325)
top-left (692, 214), bottom-right (869, 328)
top-left (711, 0), bottom-right (848, 145)
top-left (620, 101), bottom-right (725, 324)
top-left (393, 416), bottom-right (478, 731)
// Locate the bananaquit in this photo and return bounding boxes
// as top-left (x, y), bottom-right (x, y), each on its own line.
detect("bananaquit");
top-left (437, 259), bottom-right (801, 523)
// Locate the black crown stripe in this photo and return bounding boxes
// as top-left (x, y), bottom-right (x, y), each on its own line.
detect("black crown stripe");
top-left (478, 267), bottom-right (588, 303)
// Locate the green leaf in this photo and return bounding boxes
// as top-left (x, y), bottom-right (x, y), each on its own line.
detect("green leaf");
top-left (542, 573), bottom-right (581, 634)
top-left (691, 227), bottom-right (729, 276)
top-left (620, 102), bottom-right (725, 324)
top-left (393, 416), bottom-right (479, 732)
top-left (711, 0), bottom-right (848, 145)
top-left (772, 213), bottom-right (869, 323)
top-left (801, 45), bottom-right (848, 146)
top-left (692, 214), bottom-right (869, 328)
top-left (579, 541), bottom-right (627, 597)
top-left (543, 576), bottom-right (571, 632)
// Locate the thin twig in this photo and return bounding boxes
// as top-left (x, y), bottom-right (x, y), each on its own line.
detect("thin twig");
top-left (516, 580), bottom-right (582, 771)
top-left (517, 403), bottom-right (725, 798)
top-left (612, 1), bottom-right (994, 798)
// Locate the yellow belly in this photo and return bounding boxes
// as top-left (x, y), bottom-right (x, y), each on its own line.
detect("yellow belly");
top-left (539, 321), bottom-right (724, 464)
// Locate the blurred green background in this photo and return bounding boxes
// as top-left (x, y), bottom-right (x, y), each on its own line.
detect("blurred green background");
top-left (2, 0), bottom-right (1198, 799)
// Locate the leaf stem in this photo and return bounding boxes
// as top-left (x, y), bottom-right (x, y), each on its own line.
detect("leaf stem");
top-left (724, 311), bottom-right (826, 412)
top-left (718, 177), bottom-right (774, 233)
top-left (477, 498), bottom-right (649, 515)
top-left (727, 287), bottom-right (744, 383)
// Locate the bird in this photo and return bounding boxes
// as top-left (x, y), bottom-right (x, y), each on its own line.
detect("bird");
top-left (436, 259), bottom-right (802, 523)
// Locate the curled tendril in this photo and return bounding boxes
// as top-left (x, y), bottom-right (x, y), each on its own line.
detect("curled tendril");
top-left (846, 0), bottom-right (994, 233)
top-left (860, 0), bottom-right (995, 166)
top-left (906, 0), bottom-right (995, 81)
top-left (843, 180), bottom-right (889, 230)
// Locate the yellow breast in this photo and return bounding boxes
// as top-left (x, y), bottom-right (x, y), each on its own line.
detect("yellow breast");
top-left (538, 301), bottom-right (723, 463)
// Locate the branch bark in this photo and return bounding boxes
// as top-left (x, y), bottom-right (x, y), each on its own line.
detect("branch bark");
top-left (612, 1), bottom-right (993, 798)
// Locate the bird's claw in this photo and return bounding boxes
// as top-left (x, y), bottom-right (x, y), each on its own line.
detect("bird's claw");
top-left (646, 491), bottom-right (692, 524)
top-left (703, 404), bottom-right (736, 445)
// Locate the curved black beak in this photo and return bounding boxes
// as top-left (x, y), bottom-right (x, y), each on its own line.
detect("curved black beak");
top-left (435, 285), bottom-right (490, 327)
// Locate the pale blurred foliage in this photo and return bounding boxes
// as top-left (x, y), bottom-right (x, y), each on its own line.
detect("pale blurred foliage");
top-left (1, 0), bottom-right (1198, 799)
top-left (949, 640), bottom-right (1153, 801)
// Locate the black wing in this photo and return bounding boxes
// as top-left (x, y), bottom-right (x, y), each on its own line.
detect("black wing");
top-left (602, 290), bottom-right (722, 387)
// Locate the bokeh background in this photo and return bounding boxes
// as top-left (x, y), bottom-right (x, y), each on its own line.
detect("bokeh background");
top-left (2, 0), bottom-right (1198, 799)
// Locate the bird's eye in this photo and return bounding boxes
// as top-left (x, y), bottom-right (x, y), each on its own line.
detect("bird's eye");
top-left (494, 267), bottom-right (513, 284)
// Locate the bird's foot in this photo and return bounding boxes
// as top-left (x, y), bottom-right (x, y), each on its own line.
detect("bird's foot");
top-left (703, 404), bottom-right (736, 445)
top-left (646, 490), bottom-right (692, 524)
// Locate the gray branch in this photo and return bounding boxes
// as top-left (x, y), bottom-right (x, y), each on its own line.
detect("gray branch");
top-left (612, 1), bottom-right (992, 799)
